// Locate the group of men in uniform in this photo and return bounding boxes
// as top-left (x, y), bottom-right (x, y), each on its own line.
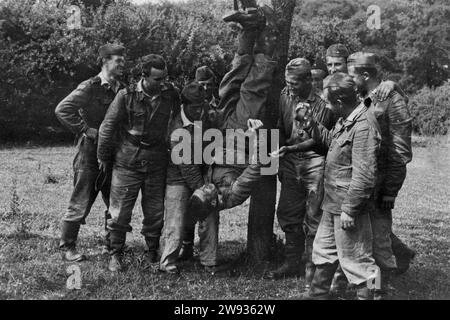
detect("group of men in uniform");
top-left (54, 3), bottom-right (415, 300)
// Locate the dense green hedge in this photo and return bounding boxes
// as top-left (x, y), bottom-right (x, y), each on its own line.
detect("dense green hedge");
top-left (0, 0), bottom-right (448, 142)
top-left (410, 81), bottom-right (450, 136)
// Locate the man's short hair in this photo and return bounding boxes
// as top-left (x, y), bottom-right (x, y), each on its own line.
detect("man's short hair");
top-left (323, 72), bottom-right (357, 105)
top-left (347, 52), bottom-right (378, 77)
top-left (140, 54), bottom-right (167, 76)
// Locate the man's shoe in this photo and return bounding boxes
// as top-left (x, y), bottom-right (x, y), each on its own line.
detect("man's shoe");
top-left (222, 9), bottom-right (265, 30)
top-left (266, 261), bottom-right (302, 279)
top-left (108, 254), bottom-right (123, 272)
top-left (178, 243), bottom-right (194, 261)
top-left (304, 262), bottom-right (315, 289)
top-left (298, 291), bottom-right (330, 300)
top-left (356, 285), bottom-right (373, 300)
top-left (158, 265), bottom-right (180, 275)
top-left (145, 250), bottom-right (159, 264)
top-left (62, 248), bottom-right (86, 262)
top-left (203, 263), bottom-right (231, 275)
top-left (395, 248), bottom-right (416, 275)
top-left (298, 263), bottom-right (337, 300)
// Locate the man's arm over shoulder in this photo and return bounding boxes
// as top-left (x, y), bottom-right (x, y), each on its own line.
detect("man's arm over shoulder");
top-left (341, 119), bottom-right (380, 217)
top-left (97, 89), bottom-right (127, 162)
top-left (55, 80), bottom-right (93, 136)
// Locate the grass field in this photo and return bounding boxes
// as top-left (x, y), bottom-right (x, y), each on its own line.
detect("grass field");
top-left (0, 136), bottom-right (449, 300)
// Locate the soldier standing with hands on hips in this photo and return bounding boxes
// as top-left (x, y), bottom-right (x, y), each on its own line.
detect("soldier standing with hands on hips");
top-left (55, 44), bottom-right (126, 262)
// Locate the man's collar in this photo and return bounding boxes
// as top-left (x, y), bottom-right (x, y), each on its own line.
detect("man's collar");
top-left (180, 105), bottom-right (196, 127)
top-left (136, 79), bottom-right (160, 101)
top-left (345, 102), bottom-right (366, 124)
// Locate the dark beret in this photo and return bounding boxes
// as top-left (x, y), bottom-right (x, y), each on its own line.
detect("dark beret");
top-left (181, 81), bottom-right (206, 104)
top-left (326, 44), bottom-right (350, 58)
top-left (195, 66), bottom-right (215, 82)
top-left (347, 52), bottom-right (377, 68)
top-left (98, 44), bottom-right (125, 58)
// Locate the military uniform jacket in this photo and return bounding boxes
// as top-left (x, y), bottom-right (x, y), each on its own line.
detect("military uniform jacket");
top-left (97, 80), bottom-right (180, 169)
top-left (309, 103), bottom-right (381, 217)
top-left (278, 87), bottom-right (336, 178)
top-left (366, 89), bottom-right (413, 198)
top-left (166, 112), bottom-right (209, 190)
top-left (55, 75), bottom-right (124, 138)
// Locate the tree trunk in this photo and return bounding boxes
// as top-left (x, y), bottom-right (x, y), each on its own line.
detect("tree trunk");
top-left (247, 0), bottom-right (297, 262)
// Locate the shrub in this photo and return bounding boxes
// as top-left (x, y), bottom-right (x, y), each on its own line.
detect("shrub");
top-left (409, 81), bottom-right (450, 136)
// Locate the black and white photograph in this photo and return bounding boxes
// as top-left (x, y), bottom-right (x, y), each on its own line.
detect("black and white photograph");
top-left (0, 0), bottom-right (449, 305)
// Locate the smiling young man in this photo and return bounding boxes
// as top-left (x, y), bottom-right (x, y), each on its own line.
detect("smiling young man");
top-left (97, 54), bottom-right (180, 272)
top-left (266, 58), bottom-right (335, 281)
top-left (55, 43), bottom-right (126, 262)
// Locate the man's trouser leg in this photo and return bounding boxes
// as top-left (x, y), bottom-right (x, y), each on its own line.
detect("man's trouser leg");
top-left (391, 232), bottom-right (415, 274)
top-left (198, 210), bottom-right (220, 267)
top-left (268, 174), bottom-right (306, 278)
top-left (107, 166), bottom-right (141, 256)
top-left (301, 156), bottom-right (325, 286)
top-left (217, 54), bottom-right (254, 128)
top-left (223, 53), bottom-right (277, 131)
top-left (220, 163), bottom-right (263, 209)
top-left (140, 159), bottom-right (167, 257)
top-left (160, 185), bottom-right (190, 271)
top-left (312, 211), bottom-right (377, 299)
top-left (334, 212), bottom-right (377, 299)
top-left (303, 211), bottom-right (339, 299)
top-left (371, 205), bottom-right (397, 298)
top-left (60, 136), bottom-right (106, 250)
top-left (180, 209), bottom-right (196, 259)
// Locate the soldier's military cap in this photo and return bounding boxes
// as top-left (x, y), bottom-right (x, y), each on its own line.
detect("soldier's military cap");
top-left (312, 58), bottom-right (327, 73)
top-left (195, 66), bottom-right (215, 82)
top-left (347, 52), bottom-right (377, 68)
top-left (98, 44), bottom-right (126, 58)
top-left (326, 44), bottom-right (350, 58)
top-left (323, 72), bottom-right (355, 90)
top-left (285, 58), bottom-right (311, 77)
top-left (181, 81), bottom-right (207, 104)
top-left (311, 69), bottom-right (327, 79)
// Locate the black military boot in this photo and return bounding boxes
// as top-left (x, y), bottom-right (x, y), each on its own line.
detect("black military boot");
top-left (304, 236), bottom-right (316, 289)
top-left (391, 234), bottom-right (416, 275)
top-left (356, 284), bottom-right (374, 300)
top-left (299, 263), bottom-right (338, 300)
top-left (330, 265), bottom-right (348, 298)
top-left (178, 242), bottom-right (194, 261)
top-left (60, 221), bottom-right (86, 262)
top-left (109, 254), bottom-right (123, 272)
top-left (266, 231), bottom-right (304, 279)
top-left (102, 210), bottom-right (112, 254)
top-left (108, 230), bottom-right (126, 272)
top-left (374, 269), bottom-right (394, 300)
top-left (144, 236), bottom-right (160, 264)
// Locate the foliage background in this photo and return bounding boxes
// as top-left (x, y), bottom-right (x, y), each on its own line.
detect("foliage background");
top-left (0, 0), bottom-right (449, 142)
